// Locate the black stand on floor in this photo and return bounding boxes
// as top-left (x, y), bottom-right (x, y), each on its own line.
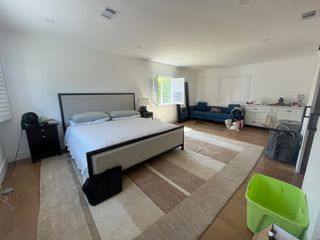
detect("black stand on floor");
top-left (177, 82), bottom-right (190, 122)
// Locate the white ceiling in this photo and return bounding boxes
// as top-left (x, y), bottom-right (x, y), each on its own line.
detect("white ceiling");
top-left (0, 0), bottom-right (320, 69)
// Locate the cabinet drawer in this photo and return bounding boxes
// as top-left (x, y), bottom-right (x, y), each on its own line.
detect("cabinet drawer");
top-left (277, 108), bottom-right (303, 115)
top-left (27, 125), bottom-right (57, 143)
top-left (276, 108), bottom-right (303, 121)
top-left (245, 106), bottom-right (269, 113)
top-left (26, 124), bottom-right (61, 163)
top-left (244, 118), bottom-right (266, 127)
top-left (245, 111), bottom-right (268, 120)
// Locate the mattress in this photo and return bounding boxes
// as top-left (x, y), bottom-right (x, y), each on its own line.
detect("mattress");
top-left (65, 118), bottom-right (177, 182)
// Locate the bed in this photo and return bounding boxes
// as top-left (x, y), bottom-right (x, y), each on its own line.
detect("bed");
top-left (59, 93), bottom-right (184, 182)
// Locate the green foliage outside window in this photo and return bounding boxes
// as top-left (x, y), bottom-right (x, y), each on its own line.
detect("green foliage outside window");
top-left (153, 74), bottom-right (184, 105)
top-left (158, 76), bottom-right (172, 104)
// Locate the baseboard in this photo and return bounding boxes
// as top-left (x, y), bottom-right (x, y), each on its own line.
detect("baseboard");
top-left (6, 146), bottom-right (66, 162)
top-left (6, 151), bottom-right (31, 162)
top-left (0, 151), bottom-right (30, 186)
top-left (0, 158), bottom-right (8, 185)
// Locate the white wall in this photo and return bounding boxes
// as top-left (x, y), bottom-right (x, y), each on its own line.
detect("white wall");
top-left (0, 128), bottom-right (7, 183)
top-left (197, 56), bottom-right (317, 106)
top-left (0, 30), bottom-right (198, 160)
top-left (302, 119), bottom-right (320, 240)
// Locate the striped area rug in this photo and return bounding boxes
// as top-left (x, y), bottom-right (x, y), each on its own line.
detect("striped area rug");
top-left (37, 127), bottom-right (263, 240)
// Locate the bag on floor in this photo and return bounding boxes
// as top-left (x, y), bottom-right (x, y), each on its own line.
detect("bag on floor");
top-left (225, 119), bottom-right (233, 128)
top-left (265, 125), bottom-right (302, 164)
top-left (229, 121), bottom-right (240, 131)
top-left (82, 166), bottom-right (122, 206)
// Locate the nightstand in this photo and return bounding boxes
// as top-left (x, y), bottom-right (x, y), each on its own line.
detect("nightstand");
top-left (25, 123), bottom-right (61, 163)
top-left (140, 111), bottom-right (153, 119)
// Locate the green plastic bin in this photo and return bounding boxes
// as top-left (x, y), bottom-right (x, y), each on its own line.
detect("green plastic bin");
top-left (246, 174), bottom-right (308, 238)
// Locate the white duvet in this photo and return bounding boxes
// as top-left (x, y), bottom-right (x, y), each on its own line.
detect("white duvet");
top-left (65, 118), bottom-right (176, 181)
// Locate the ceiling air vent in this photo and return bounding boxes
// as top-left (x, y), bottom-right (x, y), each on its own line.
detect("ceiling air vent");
top-left (301, 9), bottom-right (319, 20)
top-left (101, 7), bottom-right (119, 19)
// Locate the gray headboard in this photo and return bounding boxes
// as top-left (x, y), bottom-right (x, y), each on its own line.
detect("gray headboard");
top-left (58, 93), bottom-right (136, 130)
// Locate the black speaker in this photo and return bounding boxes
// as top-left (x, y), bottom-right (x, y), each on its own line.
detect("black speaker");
top-left (177, 82), bottom-right (190, 122)
top-left (21, 112), bottom-right (39, 129)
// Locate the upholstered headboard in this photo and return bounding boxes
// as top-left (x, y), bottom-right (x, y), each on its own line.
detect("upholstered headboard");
top-left (58, 93), bottom-right (135, 130)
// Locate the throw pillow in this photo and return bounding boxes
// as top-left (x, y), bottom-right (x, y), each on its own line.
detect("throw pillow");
top-left (196, 102), bottom-right (207, 111)
top-left (70, 111), bottom-right (110, 124)
top-left (210, 107), bottom-right (221, 113)
top-left (109, 110), bottom-right (141, 120)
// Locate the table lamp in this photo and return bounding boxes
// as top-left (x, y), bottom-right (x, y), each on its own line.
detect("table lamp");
top-left (139, 97), bottom-right (150, 113)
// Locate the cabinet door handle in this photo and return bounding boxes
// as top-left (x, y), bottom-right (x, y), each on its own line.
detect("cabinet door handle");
top-left (286, 110), bottom-right (293, 112)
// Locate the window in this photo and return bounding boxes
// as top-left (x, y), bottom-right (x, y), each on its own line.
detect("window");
top-left (218, 75), bottom-right (251, 105)
top-left (153, 74), bottom-right (185, 105)
top-left (0, 65), bottom-right (12, 123)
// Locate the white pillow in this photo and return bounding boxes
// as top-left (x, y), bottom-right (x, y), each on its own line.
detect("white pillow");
top-left (70, 111), bottom-right (109, 124)
top-left (111, 115), bottom-right (141, 121)
top-left (69, 117), bottom-right (109, 127)
top-left (109, 110), bottom-right (141, 120)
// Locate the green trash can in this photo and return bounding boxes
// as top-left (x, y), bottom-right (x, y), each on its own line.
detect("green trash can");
top-left (246, 174), bottom-right (308, 238)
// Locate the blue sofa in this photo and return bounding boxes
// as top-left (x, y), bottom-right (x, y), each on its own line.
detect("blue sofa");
top-left (190, 102), bottom-right (240, 123)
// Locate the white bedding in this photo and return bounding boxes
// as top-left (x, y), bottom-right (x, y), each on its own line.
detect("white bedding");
top-left (65, 118), bottom-right (177, 182)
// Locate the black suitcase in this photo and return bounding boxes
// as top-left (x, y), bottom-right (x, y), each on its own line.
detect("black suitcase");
top-left (265, 125), bottom-right (302, 164)
top-left (82, 166), bottom-right (122, 206)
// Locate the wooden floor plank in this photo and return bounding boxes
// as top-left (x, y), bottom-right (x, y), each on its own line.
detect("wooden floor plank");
top-left (184, 120), bottom-right (304, 240)
top-left (0, 160), bottom-right (40, 240)
top-left (0, 120), bottom-right (304, 240)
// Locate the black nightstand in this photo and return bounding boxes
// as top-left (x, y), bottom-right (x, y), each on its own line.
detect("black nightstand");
top-left (25, 123), bottom-right (61, 163)
top-left (140, 111), bottom-right (153, 119)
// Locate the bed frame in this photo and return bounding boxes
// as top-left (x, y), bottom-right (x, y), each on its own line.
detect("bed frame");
top-left (58, 93), bottom-right (184, 177)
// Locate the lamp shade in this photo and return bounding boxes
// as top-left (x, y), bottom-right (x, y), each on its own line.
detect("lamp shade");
top-left (139, 97), bottom-right (150, 106)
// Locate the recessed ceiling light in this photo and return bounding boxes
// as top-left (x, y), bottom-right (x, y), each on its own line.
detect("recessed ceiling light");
top-left (44, 18), bottom-right (55, 23)
top-left (239, 0), bottom-right (250, 5)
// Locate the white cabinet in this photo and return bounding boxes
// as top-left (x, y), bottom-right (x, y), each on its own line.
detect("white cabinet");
top-left (275, 107), bottom-right (304, 122)
top-left (243, 105), bottom-right (271, 128)
top-left (242, 105), bottom-right (304, 128)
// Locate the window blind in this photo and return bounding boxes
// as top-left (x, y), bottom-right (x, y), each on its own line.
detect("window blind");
top-left (152, 75), bottom-right (185, 105)
top-left (171, 78), bottom-right (185, 104)
top-left (0, 65), bottom-right (12, 123)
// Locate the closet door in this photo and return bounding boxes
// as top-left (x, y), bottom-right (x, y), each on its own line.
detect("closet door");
top-left (232, 75), bottom-right (251, 103)
top-left (218, 75), bottom-right (251, 105)
top-left (218, 77), bottom-right (233, 105)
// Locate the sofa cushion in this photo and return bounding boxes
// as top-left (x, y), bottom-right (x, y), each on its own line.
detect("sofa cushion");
top-left (220, 107), bottom-right (230, 114)
top-left (190, 111), bottom-right (231, 122)
top-left (210, 107), bottom-right (222, 113)
top-left (195, 102), bottom-right (207, 111)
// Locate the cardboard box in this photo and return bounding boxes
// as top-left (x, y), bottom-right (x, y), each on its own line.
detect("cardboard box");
top-left (252, 224), bottom-right (299, 240)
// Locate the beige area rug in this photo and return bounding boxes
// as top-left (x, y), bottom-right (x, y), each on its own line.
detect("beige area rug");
top-left (37, 127), bottom-right (263, 240)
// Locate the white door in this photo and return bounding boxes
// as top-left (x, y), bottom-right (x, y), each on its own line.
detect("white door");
top-left (302, 119), bottom-right (320, 240)
top-left (218, 75), bottom-right (251, 105)
top-left (218, 77), bottom-right (233, 105)
top-left (232, 75), bottom-right (251, 103)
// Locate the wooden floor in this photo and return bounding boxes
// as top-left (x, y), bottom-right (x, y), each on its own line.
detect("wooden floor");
top-left (0, 120), bottom-right (304, 240)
